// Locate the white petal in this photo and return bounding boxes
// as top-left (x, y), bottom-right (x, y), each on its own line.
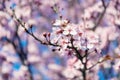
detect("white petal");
top-left (63, 30), bottom-right (69, 35)
top-left (70, 30), bottom-right (77, 35)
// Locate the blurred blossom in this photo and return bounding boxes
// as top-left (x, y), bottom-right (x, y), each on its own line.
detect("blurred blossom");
top-left (2, 61), bottom-right (13, 74)
top-left (48, 63), bottom-right (63, 72)
top-left (28, 54), bottom-right (41, 64)
top-left (62, 67), bottom-right (81, 79)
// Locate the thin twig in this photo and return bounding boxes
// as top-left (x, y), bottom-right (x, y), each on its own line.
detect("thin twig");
top-left (87, 60), bottom-right (104, 70)
top-left (12, 10), bottom-right (61, 47)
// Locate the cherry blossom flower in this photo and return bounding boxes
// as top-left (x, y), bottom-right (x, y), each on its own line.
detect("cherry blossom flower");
top-left (53, 19), bottom-right (69, 27)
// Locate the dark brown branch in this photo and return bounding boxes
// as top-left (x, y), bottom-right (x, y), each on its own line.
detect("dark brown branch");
top-left (70, 36), bottom-right (83, 62)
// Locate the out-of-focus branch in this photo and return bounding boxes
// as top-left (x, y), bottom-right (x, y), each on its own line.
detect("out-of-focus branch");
top-left (3, 29), bottom-right (33, 80)
top-left (1, 37), bottom-right (25, 65)
top-left (2, 37), bottom-right (33, 80)
top-left (101, 0), bottom-right (106, 8)
top-left (92, 0), bottom-right (110, 31)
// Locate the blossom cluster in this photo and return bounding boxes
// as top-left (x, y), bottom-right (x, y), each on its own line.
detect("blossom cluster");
top-left (44, 19), bottom-right (101, 56)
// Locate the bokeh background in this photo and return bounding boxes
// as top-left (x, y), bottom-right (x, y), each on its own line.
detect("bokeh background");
top-left (0, 0), bottom-right (120, 80)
